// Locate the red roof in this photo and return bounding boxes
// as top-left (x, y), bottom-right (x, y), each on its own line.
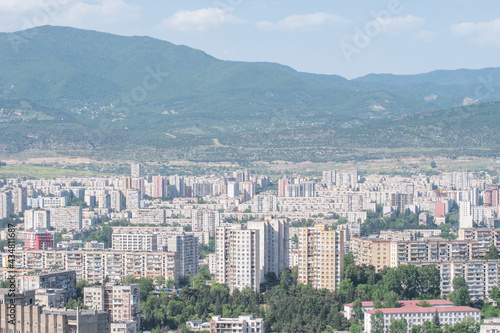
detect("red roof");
top-left (345, 299), bottom-right (453, 308)
top-left (365, 305), bottom-right (480, 315)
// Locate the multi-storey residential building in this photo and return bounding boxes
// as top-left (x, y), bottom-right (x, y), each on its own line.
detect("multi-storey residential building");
top-left (12, 250), bottom-right (179, 284)
top-left (298, 225), bottom-right (344, 291)
top-left (166, 234), bottom-right (199, 277)
top-left (16, 271), bottom-right (77, 300)
top-left (247, 219), bottom-right (289, 283)
top-left (459, 200), bottom-right (474, 228)
top-left (0, 191), bottom-right (13, 219)
top-left (410, 260), bottom-right (500, 300)
top-left (227, 182), bottom-right (238, 198)
top-left (351, 237), bottom-right (497, 271)
top-left (84, 284), bottom-right (141, 330)
top-left (152, 175), bottom-right (167, 198)
top-left (24, 209), bottom-right (51, 230)
top-left (0, 302), bottom-right (110, 333)
top-left (240, 181), bottom-right (256, 201)
top-left (126, 189), bottom-right (141, 209)
top-left (130, 163), bottom-right (142, 178)
top-left (209, 315), bottom-right (264, 333)
top-left (350, 237), bottom-right (392, 271)
top-left (112, 232), bottom-right (158, 251)
top-left (32, 196), bottom-right (67, 208)
top-left (130, 209), bottom-right (165, 225)
top-left (458, 228), bottom-right (500, 246)
top-left (48, 206), bottom-right (82, 231)
top-left (192, 210), bottom-right (220, 235)
top-left (110, 190), bottom-right (123, 212)
top-left (11, 185), bottom-right (27, 214)
top-left (215, 225), bottom-right (260, 292)
top-left (24, 230), bottom-right (54, 250)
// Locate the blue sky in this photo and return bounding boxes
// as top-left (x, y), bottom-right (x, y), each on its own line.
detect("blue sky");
top-left (0, 0), bottom-right (499, 78)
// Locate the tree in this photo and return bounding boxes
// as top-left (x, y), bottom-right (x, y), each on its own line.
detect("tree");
top-left (166, 278), bottom-right (175, 288)
top-left (350, 324), bottom-right (363, 333)
top-left (449, 276), bottom-right (470, 306)
top-left (483, 245), bottom-right (499, 259)
top-left (371, 310), bottom-right (384, 333)
top-left (432, 309), bottom-right (440, 327)
top-left (431, 161), bottom-right (437, 168)
top-left (353, 298), bottom-right (363, 320)
top-left (383, 291), bottom-right (399, 308)
top-left (155, 275), bottom-right (166, 287)
top-left (389, 317), bottom-right (407, 333)
top-left (138, 277), bottom-right (154, 302)
top-left (490, 285), bottom-right (500, 302)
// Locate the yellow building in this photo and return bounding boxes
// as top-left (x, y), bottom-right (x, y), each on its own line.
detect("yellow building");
top-left (298, 225), bottom-right (344, 291)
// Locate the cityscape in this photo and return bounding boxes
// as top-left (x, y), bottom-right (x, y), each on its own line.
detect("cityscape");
top-left (1, 164), bottom-right (500, 332)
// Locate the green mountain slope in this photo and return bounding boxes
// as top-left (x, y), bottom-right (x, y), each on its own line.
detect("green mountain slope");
top-left (0, 26), bottom-right (499, 162)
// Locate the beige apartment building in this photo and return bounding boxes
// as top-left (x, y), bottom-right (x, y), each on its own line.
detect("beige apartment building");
top-left (298, 225), bottom-right (344, 291)
top-left (11, 250), bottom-right (179, 284)
top-left (84, 284), bottom-right (140, 330)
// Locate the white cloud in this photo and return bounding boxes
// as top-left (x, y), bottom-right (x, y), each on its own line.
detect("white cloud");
top-left (450, 18), bottom-right (500, 47)
top-left (0, 0), bottom-right (141, 32)
top-left (414, 30), bottom-right (439, 42)
top-left (157, 7), bottom-right (245, 31)
top-left (367, 15), bottom-right (425, 36)
top-left (255, 12), bottom-right (350, 31)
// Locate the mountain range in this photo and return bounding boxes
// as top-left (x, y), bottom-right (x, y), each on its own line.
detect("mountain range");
top-left (0, 25), bottom-right (499, 162)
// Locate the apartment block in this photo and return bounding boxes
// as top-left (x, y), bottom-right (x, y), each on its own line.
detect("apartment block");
top-left (0, 303), bottom-right (110, 333)
top-left (112, 232), bottom-right (158, 251)
top-left (166, 234), bottom-right (199, 277)
top-left (84, 284), bottom-right (140, 330)
top-left (13, 250), bottom-right (179, 285)
top-left (350, 237), bottom-right (391, 271)
top-left (215, 225), bottom-right (260, 292)
top-left (192, 209), bottom-right (221, 235)
top-left (351, 237), bottom-right (496, 270)
top-left (247, 219), bottom-right (289, 283)
top-left (298, 225), bottom-right (344, 291)
top-left (130, 209), bottom-right (165, 225)
top-left (48, 206), bottom-right (82, 231)
top-left (16, 270), bottom-right (77, 300)
top-left (410, 260), bottom-right (500, 300)
top-left (0, 191), bottom-right (12, 219)
top-left (24, 209), bottom-right (50, 230)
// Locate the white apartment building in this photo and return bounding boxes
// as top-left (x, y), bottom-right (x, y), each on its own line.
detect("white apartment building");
top-left (48, 206), bottom-right (82, 231)
top-left (11, 249), bottom-right (180, 285)
top-left (192, 209), bottom-right (220, 235)
top-left (0, 191), bottom-right (13, 219)
top-left (247, 219), bottom-right (289, 282)
top-left (215, 225), bottom-right (260, 292)
top-left (459, 200), bottom-right (473, 229)
top-left (166, 234), bottom-right (199, 277)
top-left (24, 209), bottom-right (50, 230)
top-left (411, 260), bottom-right (500, 300)
top-left (112, 232), bottom-right (158, 251)
top-left (130, 209), bottom-right (165, 225)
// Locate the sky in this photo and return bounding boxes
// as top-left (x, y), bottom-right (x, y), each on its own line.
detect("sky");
top-left (0, 0), bottom-right (499, 79)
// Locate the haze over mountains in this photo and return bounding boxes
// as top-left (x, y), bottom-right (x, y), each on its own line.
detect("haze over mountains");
top-left (0, 25), bottom-right (499, 162)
